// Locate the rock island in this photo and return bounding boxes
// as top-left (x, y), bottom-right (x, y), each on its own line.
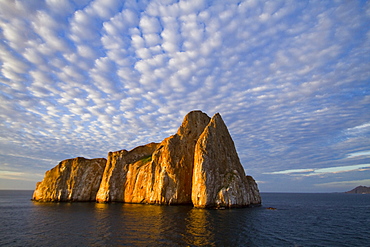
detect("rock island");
top-left (345, 186), bottom-right (370, 194)
top-left (33, 111), bottom-right (261, 208)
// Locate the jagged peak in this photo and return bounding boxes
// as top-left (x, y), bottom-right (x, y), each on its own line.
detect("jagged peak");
top-left (210, 112), bottom-right (225, 124)
top-left (199, 112), bottom-right (230, 141)
top-left (176, 110), bottom-right (211, 137)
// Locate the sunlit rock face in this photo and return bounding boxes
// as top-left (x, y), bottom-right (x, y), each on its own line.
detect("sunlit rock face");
top-left (96, 142), bottom-right (159, 202)
top-left (97, 111), bottom-right (211, 204)
top-left (192, 113), bottom-right (261, 208)
top-left (33, 110), bottom-right (261, 208)
top-left (32, 157), bottom-right (106, 202)
top-left (145, 110), bottom-right (211, 204)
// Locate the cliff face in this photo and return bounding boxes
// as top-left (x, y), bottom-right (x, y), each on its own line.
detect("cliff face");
top-left (95, 142), bottom-right (159, 202)
top-left (192, 113), bottom-right (261, 208)
top-left (33, 111), bottom-right (261, 207)
top-left (32, 157), bottom-right (106, 202)
top-left (144, 111), bottom-right (211, 204)
top-left (96, 111), bottom-right (211, 204)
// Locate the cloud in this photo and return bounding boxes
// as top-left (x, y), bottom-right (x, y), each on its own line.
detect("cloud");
top-left (315, 179), bottom-right (370, 189)
top-left (45, 0), bottom-right (75, 13)
top-left (0, 0), bottom-right (369, 191)
top-left (0, 170), bottom-right (27, 180)
top-left (265, 168), bottom-right (315, 175)
top-left (265, 164), bottom-right (370, 177)
top-left (345, 122), bottom-right (370, 136)
top-left (347, 151), bottom-right (370, 159)
top-left (32, 11), bottom-right (70, 51)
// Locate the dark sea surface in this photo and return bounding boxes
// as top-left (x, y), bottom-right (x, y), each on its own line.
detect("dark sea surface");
top-left (0, 191), bottom-right (369, 247)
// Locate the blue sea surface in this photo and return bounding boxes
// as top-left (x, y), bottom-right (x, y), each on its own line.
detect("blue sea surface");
top-left (0, 191), bottom-right (369, 246)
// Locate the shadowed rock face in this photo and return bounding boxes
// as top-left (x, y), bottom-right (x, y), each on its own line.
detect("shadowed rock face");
top-left (32, 157), bottom-right (106, 202)
top-left (33, 111), bottom-right (261, 207)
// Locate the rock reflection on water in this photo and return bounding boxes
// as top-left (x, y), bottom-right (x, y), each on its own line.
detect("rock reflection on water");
top-left (90, 203), bottom-right (187, 246)
top-left (185, 208), bottom-right (216, 246)
top-left (24, 201), bottom-right (256, 246)
top-left (91, 203), bottom-right (218, 246)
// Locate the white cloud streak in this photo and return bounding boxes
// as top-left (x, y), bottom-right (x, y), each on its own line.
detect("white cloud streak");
top-left (315, 179), bottom-right (370, 189)
top-left (266, 164), bottom-right (370, 177)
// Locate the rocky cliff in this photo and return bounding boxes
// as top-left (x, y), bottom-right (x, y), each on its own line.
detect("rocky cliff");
top-left (32, 157), bottom-right (106, 202)
top-left (95, 142), bottom-right (159, 202)
top-left (33, 111), bottom-right (261, 208)
top-left (192, 113), bottom-right (261, 208)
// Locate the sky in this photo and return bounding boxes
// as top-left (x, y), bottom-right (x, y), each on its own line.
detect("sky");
top-left (0, 0), bottom-right (369, 192)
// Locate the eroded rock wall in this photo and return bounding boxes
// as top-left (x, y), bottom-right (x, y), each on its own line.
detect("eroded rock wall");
top-left (96, 142), bottom-right (159, 202)
top-left (32, 157), bottom-right (106, 202)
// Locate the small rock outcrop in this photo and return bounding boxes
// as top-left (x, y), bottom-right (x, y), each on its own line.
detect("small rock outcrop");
top-left (32, 157), bottom-right (106, 202)
top-left (33, 111), bottom-right (261, 208)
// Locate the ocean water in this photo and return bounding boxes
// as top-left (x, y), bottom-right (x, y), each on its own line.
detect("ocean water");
top-left (0, 191), bottom-right (369, 247)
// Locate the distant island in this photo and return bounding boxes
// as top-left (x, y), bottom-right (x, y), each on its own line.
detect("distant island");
top-left (345, 186), bottom-right (370, 194)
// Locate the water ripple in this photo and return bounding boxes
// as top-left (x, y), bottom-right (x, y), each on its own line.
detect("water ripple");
top-left (1, 192), bottom-right (369, 246)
